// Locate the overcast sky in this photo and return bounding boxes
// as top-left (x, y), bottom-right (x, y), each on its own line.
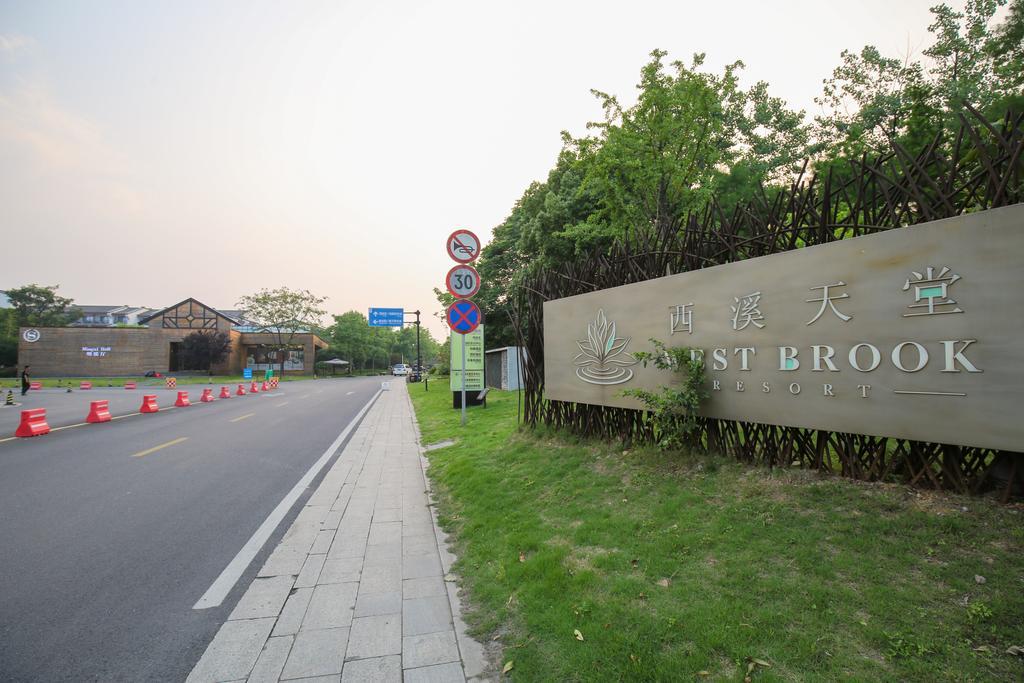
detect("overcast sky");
top-left (0, 0), bottom-right (979, 339)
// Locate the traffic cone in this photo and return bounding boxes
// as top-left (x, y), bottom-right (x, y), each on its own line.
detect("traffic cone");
top-left (250, 381), bottom-right (259, 393)
top-left (261, 381), bottom-right (269, 392)
top-left (236, 384), bottom-right (247, 396)
top-left (219, 386), bottom-right (231, 399)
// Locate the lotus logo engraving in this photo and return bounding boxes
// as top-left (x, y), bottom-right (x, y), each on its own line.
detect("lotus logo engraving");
top-left (573, 309), bottom-right (637, 385)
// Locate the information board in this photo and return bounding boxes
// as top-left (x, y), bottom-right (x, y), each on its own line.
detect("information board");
top-left (369, 308), bottom-right (404, 327)
top-left (450, 325), bottom-right (485, 391)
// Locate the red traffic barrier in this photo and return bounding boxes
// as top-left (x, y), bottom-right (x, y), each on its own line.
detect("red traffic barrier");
top-left (200, 388), bottom-right (214, 403)
top-left (15, 409), bottom-right (50, 437)
top-left (86, 400), bottom-right (112, 423)
top-left (261, 381), bottom-right (270, 392)
top-left (175, 391), bottom-right (191, 407)
top-left (219, 386), bottom-right (231, 399)
top-left (80, 381), bottom-right (92, 390)
top-left (29, 382), bottom-right (42, 390)
top-left (140, 394), bottom-right (159, 413)
top-left (250, 381), bottom-right (259, 393)
top-left (236, 384), bottom-right (247, 396)
top-left (125, 381), bottom-right (137, 390)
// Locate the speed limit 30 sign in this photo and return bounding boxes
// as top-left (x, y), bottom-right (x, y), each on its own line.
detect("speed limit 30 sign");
top-left (445, 264), bottom-right (480, 299)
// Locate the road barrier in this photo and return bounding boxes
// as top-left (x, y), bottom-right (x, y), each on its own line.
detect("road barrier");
top-left (5, 390), bottom-right (14, 406)
top-left (175, 391), bottom-right (191, 407)
top-left (140, 395), bottom-right (159, 413)
top-left (200, 388), bottom-right (214, 403)
top-left (250, 381), bottom-right (259, 393)
top-left (165, 377), bottom-right (177, 389)
top-left (15, 409), bottom-right (50, 437)
top-left (261, 381), bottom-right (270, 392)
top-left (236, 384), bottom-right (247, 396)
top-left (269, 378), bottom-right (279, 389)
top-left (80, 381), bottom-right (92, 390)
top-left (86, 400), bottom-right (112, 423)
top-left (29, 382), bottom-right (41, 390)
top-left (219, 386), bottom-right (231, 399)
top-left (125, 382), bottom-right (137, 390)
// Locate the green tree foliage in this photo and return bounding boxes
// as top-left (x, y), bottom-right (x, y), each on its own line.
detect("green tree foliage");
top-left (180, 331), bottom-right (231, 372)
top-left (236, 287), bottom-right (327, 375)
top-left (325, 310), bottom-right (441, 371)
top-left (0, 308), bottom-right (17, 367)
top-left (2, 284), bottom-right (79, 327)
top-left (815, 0), bottom-right (1023, 158)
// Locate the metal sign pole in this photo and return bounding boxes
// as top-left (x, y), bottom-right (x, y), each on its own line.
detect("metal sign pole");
top-left (460, 332), bottom-right (467, 426)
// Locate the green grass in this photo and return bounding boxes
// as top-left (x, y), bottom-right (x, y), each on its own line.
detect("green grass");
top-left (0, 374), bottom-right (323, 389)
top-left (409, 386), bottom-right (1024, 682)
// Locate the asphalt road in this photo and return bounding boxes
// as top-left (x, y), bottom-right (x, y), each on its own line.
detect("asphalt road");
top-left (0, 377), bottom-right (386, 681)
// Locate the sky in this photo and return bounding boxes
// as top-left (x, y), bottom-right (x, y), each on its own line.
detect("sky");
top-left (0, 0), bottom-right (983, 339)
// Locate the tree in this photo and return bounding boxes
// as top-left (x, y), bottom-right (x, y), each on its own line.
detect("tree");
top-left (327, 311), bottom-right (374, 369)
top-left (236, 287), bottom-right (327, 376)
top-left (0, 308), bottom-right (17, 367)
top-left (2, 284), bottom-right (79, 327)
top-left (180, 331), bottom-right (231, 372)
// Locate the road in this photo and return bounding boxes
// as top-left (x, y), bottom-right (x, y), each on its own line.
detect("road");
top-left (0, 376), bottom-right (387, 681)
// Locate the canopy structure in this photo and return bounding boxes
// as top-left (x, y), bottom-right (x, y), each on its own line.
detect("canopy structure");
top-left (322, 358), bottom-right (350, 375)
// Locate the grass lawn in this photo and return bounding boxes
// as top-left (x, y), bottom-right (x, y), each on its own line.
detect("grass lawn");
top-left (409, 385), bottom-right (1024, 682)
top-left (0, 374), bottom-right (322, 389)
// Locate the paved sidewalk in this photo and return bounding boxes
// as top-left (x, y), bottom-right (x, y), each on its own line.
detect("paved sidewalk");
top-left (188, 382), bottom-right (492, 682)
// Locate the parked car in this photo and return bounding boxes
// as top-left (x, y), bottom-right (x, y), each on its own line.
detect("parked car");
top-left (392, 364), bottom-right (410, 376)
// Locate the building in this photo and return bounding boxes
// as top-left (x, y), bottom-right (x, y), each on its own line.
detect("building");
top-left (484, 346), bottom-right (527, 391)
top-left (17, 297), bottom-right (326, 377)
top-left (71, 305), bottom-right (157, 327)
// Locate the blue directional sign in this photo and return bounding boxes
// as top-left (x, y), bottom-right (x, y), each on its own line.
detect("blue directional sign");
top-left (369, 307), bottom-right (404, 327)
top-left (243, 368), bottom-right (253, 380)
top-left (446, 300), bottom-right (481, 334)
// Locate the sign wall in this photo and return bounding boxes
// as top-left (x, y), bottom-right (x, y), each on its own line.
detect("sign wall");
top-left (543, 205), bottom-right (1024, 452)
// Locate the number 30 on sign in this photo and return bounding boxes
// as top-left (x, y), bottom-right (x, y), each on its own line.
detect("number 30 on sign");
top-left (445, 264), bottom-right (480, 299)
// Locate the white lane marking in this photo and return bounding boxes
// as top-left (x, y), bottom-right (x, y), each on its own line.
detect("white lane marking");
top-left (192, 389), bottom-right (383, 610)
top-left (346, 391), bottom-right (354, 395)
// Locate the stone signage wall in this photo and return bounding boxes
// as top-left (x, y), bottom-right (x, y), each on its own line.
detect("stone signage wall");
top-left (544, 204), bottom-right (1024, 452)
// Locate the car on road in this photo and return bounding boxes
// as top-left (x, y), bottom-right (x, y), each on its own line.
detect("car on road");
top-left (392, 364), bottom-right (410, 376)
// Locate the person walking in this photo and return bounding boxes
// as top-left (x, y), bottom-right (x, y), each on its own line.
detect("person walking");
top-left (20, 365), bottom-right (31, 396)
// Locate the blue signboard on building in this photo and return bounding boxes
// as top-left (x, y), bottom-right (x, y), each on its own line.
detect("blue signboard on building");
top-left (368, 307), bottom-right (404, 327)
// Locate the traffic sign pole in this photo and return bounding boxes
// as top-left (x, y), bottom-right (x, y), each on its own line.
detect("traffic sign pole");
top-left (461, 332), bottom-right (466, 425)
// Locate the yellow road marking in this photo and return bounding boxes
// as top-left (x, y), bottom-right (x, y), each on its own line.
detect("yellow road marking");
top-left (132, 436), bottom-right (188, 458)
top-left (275, 401), bottom-right (289, 407)
top-left (230, 413), bottom-right (255, 423)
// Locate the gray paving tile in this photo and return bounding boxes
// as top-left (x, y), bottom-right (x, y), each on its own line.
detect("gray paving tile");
top-left (187, 617), bottom-right (275, 683)
top-left (319, 557), bottom-right (362, 584)
top-left (346, 614), bottom-right (402, 659)
top-left (341, 655), bottom-right (401, 683)
top-left (402, 631), bottom-right (459, 670)
top-left (295, 554), bottom-right (327, 588)
top-left (302, 583), bottom-right (358, 630)
top-left (354, 590), bottom-right (402, 618)
top-left (368, 522), bottom-right (402, 546)
top-left (402, 661), bottom-right (465, 683)
top-left (403, 577), bottom-right (446, 600)
top-left (402, 537), bottom-right (438, 557)
top-left (402, 596), bottom-right (452, 636)
top-left (329, 534), bottom-right (368, 559)
top-left (247, 635), bottom-right (293, 683)
top-left (280, 627), bottom-right (349, 679)
top-left (259, 544), bottom-right (308, 577)
top-left (372, 507), bottom-right (402, 523)
top-left (402, 553), bottom-right (442, 580)
top-left (364, 541), bottom-right (402, 567)
top-left (273, 587), bottom-right (314, 637)
top-left (310, 529), bottom-right (337, 555)
top-left (360, 564), bottom-right (401, 595)
top-left (229, 575), bottom-right (295, 620)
